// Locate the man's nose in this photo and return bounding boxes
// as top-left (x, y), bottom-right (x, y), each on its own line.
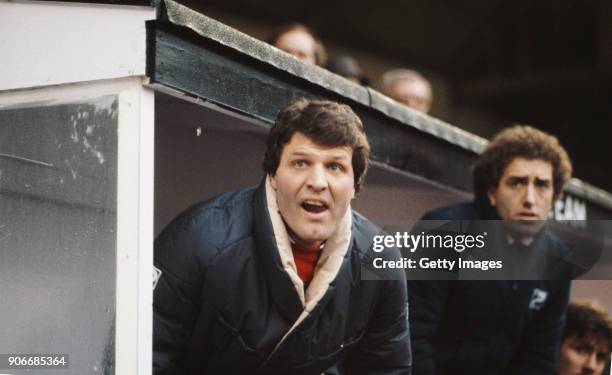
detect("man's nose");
top-left (523, 183), bottom-right (536, 207)
top-left (583, 352), bottom-right (599, 373)
top-left (307, 164), bottom-right (328, 191)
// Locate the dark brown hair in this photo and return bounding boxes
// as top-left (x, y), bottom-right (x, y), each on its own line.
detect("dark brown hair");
top-left (473, 125), bottom-right (572, 200)
top-left (263, 98), bottom-right (370, 192)
top-left (267, 23), bottom-right (327, 66)
top-left (563, 301), bottom-right (612, 352)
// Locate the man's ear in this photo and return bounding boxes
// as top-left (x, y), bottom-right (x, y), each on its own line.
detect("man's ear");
top-left (487, 187), bottom-right (497, 207)
top-left (269, 174), bottom-right (277, 190)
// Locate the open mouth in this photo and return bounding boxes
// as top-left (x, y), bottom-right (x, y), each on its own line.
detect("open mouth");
top-left (301, 200), bottom-right (328, 214)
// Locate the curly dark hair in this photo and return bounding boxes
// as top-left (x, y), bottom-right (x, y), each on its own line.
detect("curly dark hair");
top-left (263, 98), bottom-right (370, 192)
top-left (473, 125), bottom-right (572, 200)
top-left (563, 301), bottom-right (612, 352)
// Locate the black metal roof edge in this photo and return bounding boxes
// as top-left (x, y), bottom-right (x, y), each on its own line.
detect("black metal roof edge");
top-left (366, 88), bottom-right (486, 154)
top-left (156, 0), bottom-right (612, 212)
top-left (159, 0), bottom-right (367, 100)
top-left (160, 0), bottom-right (487, 153)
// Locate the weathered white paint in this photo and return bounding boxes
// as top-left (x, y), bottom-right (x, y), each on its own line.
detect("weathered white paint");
top-left (116, 83), bottom-right (154, 375)
top-left (137, 85), bottom-right (154, 375)
top-left (0, 1), bottom-right (155, 91)
top-left (0, 77), bottom-right (143, 107)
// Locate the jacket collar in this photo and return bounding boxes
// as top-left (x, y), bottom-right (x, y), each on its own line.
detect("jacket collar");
top-left (473, 195), bottom-right (500, 220)
top-left (252, 179), bottom-right (303, 321)
top-left (252, 177), bottom-right (353, 325)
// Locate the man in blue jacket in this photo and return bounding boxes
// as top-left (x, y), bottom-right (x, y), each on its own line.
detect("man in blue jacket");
top-left (410, 125), bottom-right (574, 374)
top-left (153, 99), bottom-right (411, 375)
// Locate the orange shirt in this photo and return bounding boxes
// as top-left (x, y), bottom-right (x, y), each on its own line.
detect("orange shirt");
top-left (292, 243), bottom-right (322, 285)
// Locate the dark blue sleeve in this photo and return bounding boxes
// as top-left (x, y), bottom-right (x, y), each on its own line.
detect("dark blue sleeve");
top-left (407, 280), bottom-right (450, 375)
top-left (509, 279), bottom-right (571, 375)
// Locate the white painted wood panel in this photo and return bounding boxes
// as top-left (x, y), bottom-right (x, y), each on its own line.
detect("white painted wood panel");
top-left (0, 1), bottom-right (154, 91)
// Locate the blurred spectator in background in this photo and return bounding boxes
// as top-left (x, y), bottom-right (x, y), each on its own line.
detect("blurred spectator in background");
top-left (378, 69), bottom-right (433, 114)
top-left (326, 54), bottom-right (369, 85)
top-left (557, 301), bottom-right (612, 375)
top-left (268, 23), bottom-right (326, 66)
